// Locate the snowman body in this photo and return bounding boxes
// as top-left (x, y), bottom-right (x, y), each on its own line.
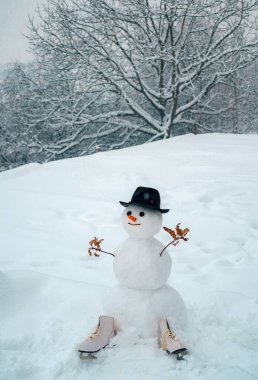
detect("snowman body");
top-left (105, 204), bottom-right (187, 337)
top-left (114, 237), bottom-right (171, 290)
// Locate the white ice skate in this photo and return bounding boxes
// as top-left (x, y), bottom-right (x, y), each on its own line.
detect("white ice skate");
top-left (78, 316), bottom-right (116, 359)
top-left (158, 319), bottom-right (187, 360)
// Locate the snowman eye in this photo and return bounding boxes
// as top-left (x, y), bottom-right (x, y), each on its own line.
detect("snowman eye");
top-left (127, 211), bottom-right (132, 216)
top-left (139, 211), bottom-right (145, 217)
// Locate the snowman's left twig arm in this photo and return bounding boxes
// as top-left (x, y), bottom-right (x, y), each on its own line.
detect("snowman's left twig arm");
top-left (160, 241), bottom-right (176, 257)
top-left (160, 224), bottom-right (190, 257)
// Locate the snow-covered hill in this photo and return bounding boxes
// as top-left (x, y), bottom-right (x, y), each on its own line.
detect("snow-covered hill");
top-left (1, 133), bottom-right (258, 380)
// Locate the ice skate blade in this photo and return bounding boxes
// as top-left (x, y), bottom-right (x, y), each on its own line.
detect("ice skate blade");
top-left (79, 352), bottom-right (98, 360)
top-left (172, 348), bottom-right (188, 361)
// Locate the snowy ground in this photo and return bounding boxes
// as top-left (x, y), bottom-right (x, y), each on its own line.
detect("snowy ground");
top-left (1, 133), bottom-right (258, 380)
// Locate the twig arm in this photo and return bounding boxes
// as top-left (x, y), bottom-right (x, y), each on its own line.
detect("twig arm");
top-left (88, 236), bottom-right (115, 258)
top-left (160, 241), bottom-right (175, 256)
top-left (92, 247), bottom-right (115, 257)
top-left (160, 224), bottom-right (190, 256)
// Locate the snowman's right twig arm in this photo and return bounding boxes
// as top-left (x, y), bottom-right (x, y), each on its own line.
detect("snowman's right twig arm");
top-left (90, 247), bottom-right (115, 257)
top-left (88, 237), bottom-right (115, 257)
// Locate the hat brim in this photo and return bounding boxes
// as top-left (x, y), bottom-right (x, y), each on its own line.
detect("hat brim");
top-left (119, 201), bottom-right (170, 214)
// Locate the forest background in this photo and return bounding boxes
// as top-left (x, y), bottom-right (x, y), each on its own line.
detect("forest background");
top-left (1, 0), bottom-right (258, 172)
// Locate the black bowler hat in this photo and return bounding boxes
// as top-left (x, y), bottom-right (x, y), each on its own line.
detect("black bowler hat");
top-left (119, 186), bottom-right (170, 213)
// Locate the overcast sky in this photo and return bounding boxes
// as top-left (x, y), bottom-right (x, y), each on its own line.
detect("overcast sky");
top-left (0, 0), bottom-right (43, 65)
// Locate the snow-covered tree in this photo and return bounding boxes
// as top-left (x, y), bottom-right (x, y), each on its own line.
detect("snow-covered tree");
top-left (27, 0), bottom-right (258, 155)
top-left (236, 62), bottom-right (258, 133)
top-left (0, 63), bottom-right (40, 170)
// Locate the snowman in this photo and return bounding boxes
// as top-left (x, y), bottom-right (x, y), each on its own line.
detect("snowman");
top-left (79, 187), bottom-right (188, 360)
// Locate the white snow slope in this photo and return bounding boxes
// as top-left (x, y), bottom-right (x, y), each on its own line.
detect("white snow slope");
top-left (0, 133), bottom-right (258, 380)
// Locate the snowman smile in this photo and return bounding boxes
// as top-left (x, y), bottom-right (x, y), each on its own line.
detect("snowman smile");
top-left (128, 222), bottom-right (141, 226)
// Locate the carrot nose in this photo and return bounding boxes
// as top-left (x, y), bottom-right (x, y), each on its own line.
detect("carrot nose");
top-left (128, 215), bottom-right (137, 222)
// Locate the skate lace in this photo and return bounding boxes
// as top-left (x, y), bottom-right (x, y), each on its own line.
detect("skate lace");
top-left (164, 328), bottom-right (177, 340)
top-left (88, 326), bottom-right (101, 340)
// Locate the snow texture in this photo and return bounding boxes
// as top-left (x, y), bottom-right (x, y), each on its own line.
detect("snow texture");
top-left (1, 133), bottom-right (258, 380)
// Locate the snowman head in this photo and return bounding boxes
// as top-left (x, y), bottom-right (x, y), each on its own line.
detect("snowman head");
top-left (119, 187), bottom-right (169, 239)
top-left (121, 205), bottom-right (163, 239)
